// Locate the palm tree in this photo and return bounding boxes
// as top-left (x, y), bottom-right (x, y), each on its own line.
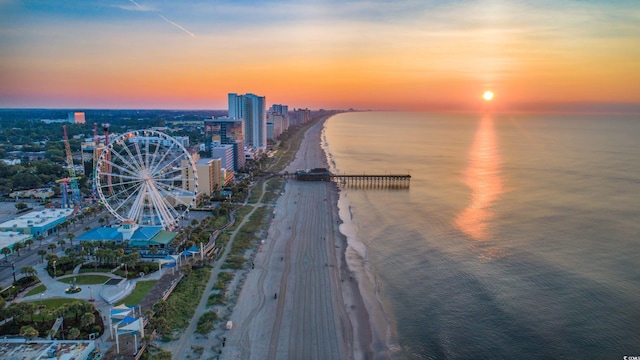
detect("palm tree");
top-left (12, 242), bottom-right (24, 256)
top-left (57, 239), bottom-right (66, 250)
top-left (38, 249), bottom-right (47, 263)
top-left (48, 243), bottom-right (57, 252)
top-left (20, 266), bottom-right (37, 280)
top-left (66, 233), bottom-right (75, 248)
top-left (24, 238), bottom-right (34, 250)
top-left (37, 234), bottom-right (45, 247)
top-left (1, 247), bottom-right (11, 262)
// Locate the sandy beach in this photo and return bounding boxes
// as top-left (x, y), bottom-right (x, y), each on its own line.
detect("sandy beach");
top-left (219, 116), bottom-right (380, 359)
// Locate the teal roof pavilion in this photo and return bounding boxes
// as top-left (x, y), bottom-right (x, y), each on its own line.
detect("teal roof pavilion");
top-left (77, 225), bottom-right (175, 247)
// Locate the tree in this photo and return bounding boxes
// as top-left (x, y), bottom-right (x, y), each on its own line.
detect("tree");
top-left (81, 312), bottom-right (95, 328)
top-left (15, 202), bottom-right (29, 212)
top-left (38, 249), bottom-right (47, 263)
top-left (48, 243), bottom-right (57, 252)
top-left (12, 242), bottom-right (24, 256)
top-left (37, 234), bottom-right (45, 247)
top-left (1, 247), bottom-right (11, 262)
top-left (57, 239), bottom-right (66, 250)
top-left (24, 238), bottom-right (34, 250)
top-left (66, 233), bottom-right (75, 248)
top-left (20, 325), bottom-right (39, 341)
top-left (67, 327), bottom-right (80, 340)
top-left (20, 266), bottom-right (37, 280)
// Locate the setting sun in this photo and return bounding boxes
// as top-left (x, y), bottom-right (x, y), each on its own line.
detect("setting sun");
top-left (483, 91), bottom-right (494, 101)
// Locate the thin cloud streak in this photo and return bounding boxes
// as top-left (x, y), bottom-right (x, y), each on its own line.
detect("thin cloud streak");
top-left (126, 0), bottom-right (196, 38)
top-left (157, 14), bottom-right (196, 38)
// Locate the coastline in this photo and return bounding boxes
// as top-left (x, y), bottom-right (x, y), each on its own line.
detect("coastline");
top-left (321, 118), bottom-right (395, 359)
top-left (216, 114), bottom-right (389, 359)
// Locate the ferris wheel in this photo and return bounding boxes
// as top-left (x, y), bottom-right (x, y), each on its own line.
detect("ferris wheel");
top-left (95, 130), bottom-right (198, 230)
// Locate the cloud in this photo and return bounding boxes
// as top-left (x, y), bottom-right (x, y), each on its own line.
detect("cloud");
top-left (158, 14), bottom-right (196, 38)
top-left (115, 0), bottom-right (156, 12)
top-left (119, 0), bottom-right (196, 38)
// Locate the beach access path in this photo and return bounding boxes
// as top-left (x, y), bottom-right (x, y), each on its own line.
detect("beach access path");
top-left (220, 117), bottom-right (373, 359)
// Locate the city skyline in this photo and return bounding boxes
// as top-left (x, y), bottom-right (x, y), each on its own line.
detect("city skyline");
top-left (1, 0), bottom-right (640, 112)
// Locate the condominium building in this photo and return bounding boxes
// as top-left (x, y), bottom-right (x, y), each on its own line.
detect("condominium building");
top-left (228, 93), bottom-right (267, 150)
top-left (204, 117), bottom-right (245, 170)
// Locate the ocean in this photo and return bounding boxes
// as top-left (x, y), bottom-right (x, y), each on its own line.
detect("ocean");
top-left (321, 111), bottom-right (640, 359)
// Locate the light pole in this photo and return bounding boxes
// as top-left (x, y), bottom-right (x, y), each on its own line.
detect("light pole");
top-left (122, 263), bottom-right (128, 278)
top-left (53, 260), bottom-right (56, 279)
top-left (11, 261), bottom-right (16, 284)
top-left (88, 286), bottom-right (94, 302)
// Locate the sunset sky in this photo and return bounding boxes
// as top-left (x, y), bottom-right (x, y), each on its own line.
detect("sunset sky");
top-left (1, 0), bottom-right (639, 111)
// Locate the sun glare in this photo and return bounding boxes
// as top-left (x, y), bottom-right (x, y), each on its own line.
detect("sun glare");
top-left (483, 91), bottom-right (494, 101)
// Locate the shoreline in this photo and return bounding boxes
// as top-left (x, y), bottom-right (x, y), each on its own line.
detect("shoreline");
top-left (321, 117), bottom-right (394, 359)
top-left (215, 115), bottom-right (388, 359)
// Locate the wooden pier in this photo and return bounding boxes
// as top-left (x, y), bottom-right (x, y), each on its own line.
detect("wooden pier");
top-left (330, 174), bottom-right (411, 189)
top-left (283, 170), bottom-right (411, 189)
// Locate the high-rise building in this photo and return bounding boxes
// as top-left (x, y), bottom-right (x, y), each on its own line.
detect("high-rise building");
top-left (68, 112), bottom-right (86, 124)
top-left (204, 117), bottom-right (245, 171)
top-left (290, 108), bottom-right (311, 126)
top-left (267, 104), bottom-right (289, 139)
top-left (210, 143), bottom-right (235, 172)
top-left (195, 158), bottom-right (222, 196)
top-left (228, 93), bottom-right (266, 150)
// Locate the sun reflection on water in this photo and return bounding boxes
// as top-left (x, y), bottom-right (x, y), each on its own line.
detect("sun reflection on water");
top-left (455, 115), bottom-right (502, 241)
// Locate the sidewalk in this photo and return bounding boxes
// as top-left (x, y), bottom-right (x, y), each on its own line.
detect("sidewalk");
top-left (16, 261), bottom-right (166, 354)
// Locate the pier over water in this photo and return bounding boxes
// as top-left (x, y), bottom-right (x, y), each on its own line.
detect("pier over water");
top-left (283, 168), bottom-right (411, 189)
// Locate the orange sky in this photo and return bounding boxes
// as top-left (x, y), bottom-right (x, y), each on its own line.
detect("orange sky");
top-left (1, 1), bottom-right (639, 111)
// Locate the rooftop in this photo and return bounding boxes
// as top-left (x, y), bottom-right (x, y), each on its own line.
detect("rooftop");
top-left (0, 208), bottom-right (73, 230)
top-left (0, 339), bottom-right (96, 360)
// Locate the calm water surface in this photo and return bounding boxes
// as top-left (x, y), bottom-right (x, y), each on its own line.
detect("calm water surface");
top-left (323, 112), bottom-right (640, 359)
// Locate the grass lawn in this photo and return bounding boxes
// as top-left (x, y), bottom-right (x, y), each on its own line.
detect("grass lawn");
top-left (25, 284), bottom-right (46, 297)
top-left (58, 275), bottom-right (111, 285)
top-left (117, 280), bottom-right (158, 307)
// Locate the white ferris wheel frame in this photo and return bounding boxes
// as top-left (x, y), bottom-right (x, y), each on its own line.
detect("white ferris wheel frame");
top-left (94, 129), bottom-right (198, 230)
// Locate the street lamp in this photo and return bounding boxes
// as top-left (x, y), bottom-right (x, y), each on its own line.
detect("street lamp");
top-left (122, 263), bottom-right (128, 278)
top-left (53, 260), bottom-right (57, 279)
top-left (11, 261), bottom-right (16, 284)
top-left (88, 286), bottom-right (94, 302)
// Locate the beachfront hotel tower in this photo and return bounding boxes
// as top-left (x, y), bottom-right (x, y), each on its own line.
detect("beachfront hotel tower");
top-left (267, 104), bottom-right (289, 140)
top-left (204, 116), bottom-right (245, 171)
top-left (228, 93), bottom-right (267, 150)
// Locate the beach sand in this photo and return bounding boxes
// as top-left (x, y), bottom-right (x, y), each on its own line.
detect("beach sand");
top-left (219, 116), bottom-right (383, 359)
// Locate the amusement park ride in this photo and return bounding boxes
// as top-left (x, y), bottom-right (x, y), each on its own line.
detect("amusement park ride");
top-left (56, 125), bottom-right (82, 210)
top-left (55, 124), bottom-right (198, 230)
